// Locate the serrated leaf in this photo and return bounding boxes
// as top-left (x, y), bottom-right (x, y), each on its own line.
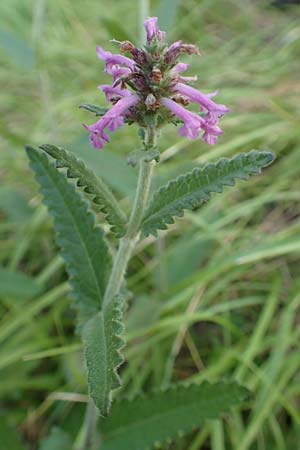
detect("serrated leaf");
top-left (83, 295), bottom-right (125, 416)
top-left (142, 151), bottom-right (275, 237)
top-left (39, 144), bottom-right (127, 237)
top-left (79, 103), bottom-right (109, 116)
top-left (25, 146), bottom-right (111, 327)
top-left (38, 427), bottom-right (72, 450)
top-left (101, 381), bottom-right (249, 450)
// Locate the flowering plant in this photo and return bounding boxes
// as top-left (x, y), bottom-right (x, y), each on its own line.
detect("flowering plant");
top-left (25, 17), bottom-right (274, 450)
top-left (84, 17), bottom-right (228, 150)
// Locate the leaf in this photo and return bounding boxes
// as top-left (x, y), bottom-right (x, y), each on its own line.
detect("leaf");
top-left (79, 103), bottom-right (109, 117)
top-left (101, 381), bottom-right (249, 450)
top-left (38, 427), bottom-right (72, 450)
top-left (39, 144), bottom-right (127, 237)
top-left (25, 146), bottom-right (111, 327)
top-left (82, 295), bottom-right (125, 416)
top-left (142, 151), bottom-right (275, 237)
top-left (0, 268), bottom-right (41, 300)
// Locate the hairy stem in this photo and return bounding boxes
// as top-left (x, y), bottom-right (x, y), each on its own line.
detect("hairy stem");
top-left (78, 127), bottom-right (157, 448)
top-left (103, 127), bottom-right (156, 308)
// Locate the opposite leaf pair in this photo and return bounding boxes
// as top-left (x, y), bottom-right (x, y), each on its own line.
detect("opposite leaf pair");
top-left (26, 144), bottom-right (273, 422)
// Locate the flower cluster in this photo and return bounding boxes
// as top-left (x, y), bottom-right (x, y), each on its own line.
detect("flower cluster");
top-left (84, 17), bottom-right (229, 149)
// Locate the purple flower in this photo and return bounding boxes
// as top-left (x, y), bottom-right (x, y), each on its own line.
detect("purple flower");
top-left (161, 97), bottom-right (202, 139)
top-left (161, 97), bottom-right (223, 144)
top-left (164, 41), bottom-right (200, 64)
top-left (106, 65), bottom-right (131, 82)
top-left (173, 82), bottom-right (229, 118)
top-left (84, 95), bottom-right (139, 149)
top-left (144, 17), bottom-right (166, 44)
top-left (171, 63), bottom-right (190, 75)
top-left (84, 16), bottom-right (228, 150)
top-left (98, 84), bottom-right (131, 103)
top-left (96, 46), bottom-right (135, 71)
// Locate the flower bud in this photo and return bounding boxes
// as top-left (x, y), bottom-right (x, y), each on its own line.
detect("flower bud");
top-left (151, 67), bottom-right (163, 83)
top-left (120, 41), bottom-right (135, 53)
top-left (145, 94), bottom-right (160, 110)
top-left (172, 94), bottom-right (190, 106)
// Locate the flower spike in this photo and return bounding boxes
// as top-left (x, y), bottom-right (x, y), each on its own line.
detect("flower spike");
top-left (84, 17), bottom-right (229, 150)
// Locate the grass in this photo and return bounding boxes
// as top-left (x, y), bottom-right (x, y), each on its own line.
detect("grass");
top-left (1, 0), bottom-right (300, 448)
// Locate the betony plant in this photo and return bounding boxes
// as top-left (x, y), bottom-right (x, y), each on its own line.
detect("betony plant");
top-left (26, 17), bottom-right (275, 450)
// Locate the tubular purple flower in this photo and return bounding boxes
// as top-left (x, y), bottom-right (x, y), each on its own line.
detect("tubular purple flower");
top-left (96, 46), bottom-right (136, 71)
top-left (84, 16), bottom-right (228, 150)
top-left (161, 97), bottom-right (202, 140)
top-left (144, 17), bottom-right (166, 44)
top-left (164, 41), bottom-right (200, 64)
top-left (173, 83), bottom-right (229, 117)
top-left (98, 84), bottom-right (131, 103)
top-left (106, 65), bottom-right (131, 82)
top-left (162, 97), bottom-right (223, 144)
top-left (84, 95), bottom-right (139, 149)
top-left (171, 63), bottom-right (190, 75)
top-left (164, 41), bottom-right (182, 64)
top-left (201, 118), bottom-right (223, 145)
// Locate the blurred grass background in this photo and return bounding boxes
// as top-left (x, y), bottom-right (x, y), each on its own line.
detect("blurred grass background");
top-left (1, 0), bottom-right (300, 448)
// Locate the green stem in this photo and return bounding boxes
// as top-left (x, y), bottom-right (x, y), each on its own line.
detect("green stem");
top-left (78, 127), bottom-right (157, 449)
top-left (103, 128), bottom-right (156, 309)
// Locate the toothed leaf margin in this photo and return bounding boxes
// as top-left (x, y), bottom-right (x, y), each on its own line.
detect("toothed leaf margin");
top-left (83, 295), bottom-right (125, 416)
top-left (142, 150), bottom-right (275, 237)
top-left (100, 380), bottom-right (250, 450)
top-left (40, 144), bottom-right (127, 237)
top-left (25, 145), bottom-right (111, 329)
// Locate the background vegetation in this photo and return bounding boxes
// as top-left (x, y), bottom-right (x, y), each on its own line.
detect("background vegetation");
top-left (1, 0), bottom-right (300, 448)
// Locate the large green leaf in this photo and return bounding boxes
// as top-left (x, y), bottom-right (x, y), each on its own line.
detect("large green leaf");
top-left (100, 381), bottom-right (249, 450)
top-left (26, 146), bottom-right (111, 327)
top-left (82, 295), bottom-right (125, 416)
top-left (142, 151), bottom-right (275, 237)
top-left (39, 144), bottom-right (127, 237)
